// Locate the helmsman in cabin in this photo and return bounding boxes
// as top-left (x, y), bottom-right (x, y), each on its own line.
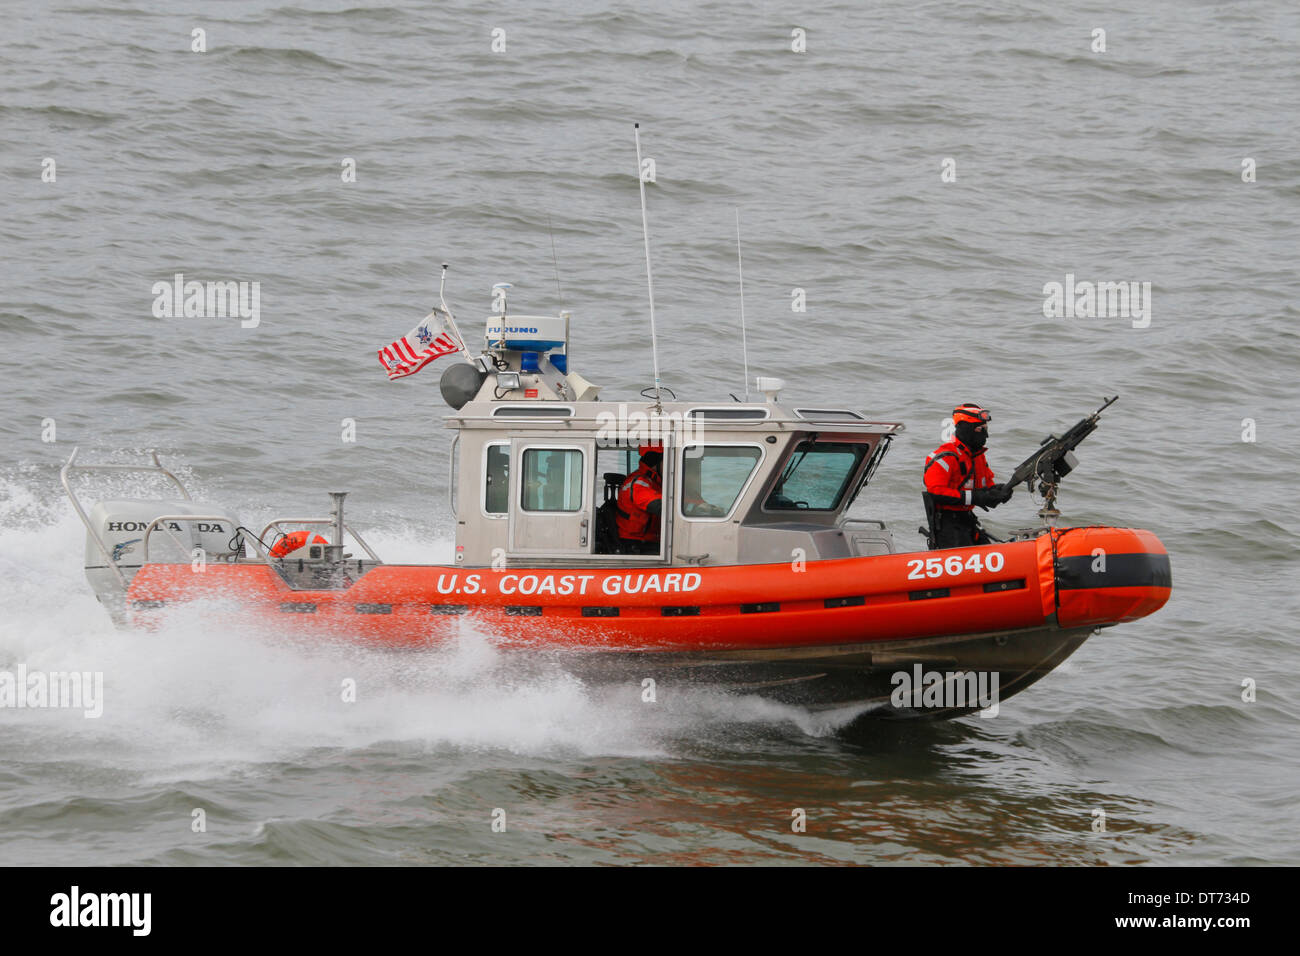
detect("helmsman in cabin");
top-left (616, 446), bottom-right (663, 554)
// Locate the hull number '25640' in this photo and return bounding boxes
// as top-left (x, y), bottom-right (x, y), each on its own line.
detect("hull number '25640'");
top-left (906, 551), bottom-right (1005, 580)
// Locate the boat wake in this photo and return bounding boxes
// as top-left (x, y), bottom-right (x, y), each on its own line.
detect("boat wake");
top-left (0, 476), bottom-right (861, 784)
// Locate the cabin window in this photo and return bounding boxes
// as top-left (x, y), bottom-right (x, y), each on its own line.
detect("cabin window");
top-left (680, 445), bottom-right (762, 519)
top-left (521, 448), bottom-right (584, 512)
top-left (764, 441), bottom-right (868, 512)
top-left (484, 443), bottom-right (510, 515)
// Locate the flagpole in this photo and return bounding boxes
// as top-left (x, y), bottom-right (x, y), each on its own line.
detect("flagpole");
top-left (437, 262), bottom-right (475, 363)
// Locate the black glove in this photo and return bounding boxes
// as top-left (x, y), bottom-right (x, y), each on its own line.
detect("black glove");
top-left (971, 484), bottom-right (1012, 509)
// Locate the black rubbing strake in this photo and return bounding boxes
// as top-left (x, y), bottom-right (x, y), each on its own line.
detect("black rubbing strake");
top-left (983, 579), bottom-right (1026, 593)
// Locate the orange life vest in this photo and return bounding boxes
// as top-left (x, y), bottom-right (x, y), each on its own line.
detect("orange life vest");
top-left (615, 466), bottom-right (663, 541)
top-left (923, 439), bottom-right (996, 511)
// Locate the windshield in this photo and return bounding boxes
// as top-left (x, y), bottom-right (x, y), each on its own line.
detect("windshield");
top-left (765, 441), bottom-right (868, 511)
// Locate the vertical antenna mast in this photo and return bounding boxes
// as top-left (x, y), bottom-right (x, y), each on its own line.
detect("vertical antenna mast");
top-left (547, 213), bottom-right (564, 310)
top-left (735, 209), bottom-right (750, 402)
top-left (634, 123), bottom-right (663, 411)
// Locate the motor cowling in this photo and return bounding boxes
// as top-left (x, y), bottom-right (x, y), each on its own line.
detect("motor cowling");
top-left (84, 499), bottom-right (243, 622)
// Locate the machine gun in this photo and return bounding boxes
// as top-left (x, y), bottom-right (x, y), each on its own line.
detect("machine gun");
top-left (1006, 395), bottom-right (1118, 523)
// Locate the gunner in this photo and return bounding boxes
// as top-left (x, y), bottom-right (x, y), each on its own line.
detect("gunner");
top-left (923, 403), bottom-right (1013, 549)
top-left (616, 446), bottom-right (664, 554)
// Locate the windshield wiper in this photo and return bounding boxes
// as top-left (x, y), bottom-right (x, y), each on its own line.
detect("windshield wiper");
top-left (776, 434), bottom-right (819, 491)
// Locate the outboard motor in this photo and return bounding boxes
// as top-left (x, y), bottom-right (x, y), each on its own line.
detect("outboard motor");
top-left (82, 500), bottom-right (244, 624)
top-left (62, 449), bottom-right (243, 625)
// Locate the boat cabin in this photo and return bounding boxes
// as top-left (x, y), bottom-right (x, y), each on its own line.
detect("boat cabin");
top-left (444, 313), bottom-right (905, 569)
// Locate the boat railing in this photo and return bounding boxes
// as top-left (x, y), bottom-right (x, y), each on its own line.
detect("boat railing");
top-left (141, 516), bottom-right (383, 565)
top-left (258, 519), bottom-right (382, 563)
top-left (61, 447), bottom-right (195, 589)
top-left (142, 515), bottom-right (260, 564)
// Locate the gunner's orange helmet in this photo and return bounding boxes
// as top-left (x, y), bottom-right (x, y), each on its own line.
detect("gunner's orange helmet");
top-left (952, 403), bottom-right (991, 426)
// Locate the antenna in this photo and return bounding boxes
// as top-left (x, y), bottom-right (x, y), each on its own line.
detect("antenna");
top-left (490, 282), bottom-right (512, 353)
top-left (547, 213), bottom-right (564, 311)
top-left (634, 123), bottom-right (663, 412)
top-left (735, 209), bottom-right (750, 402)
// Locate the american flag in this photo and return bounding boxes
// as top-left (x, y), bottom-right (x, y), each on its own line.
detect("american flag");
top-left (377, 309), bottom-right (462, 380)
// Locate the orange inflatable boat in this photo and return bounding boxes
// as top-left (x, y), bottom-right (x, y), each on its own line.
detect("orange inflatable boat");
top-left (66, 312), bottom-right (1171, 719)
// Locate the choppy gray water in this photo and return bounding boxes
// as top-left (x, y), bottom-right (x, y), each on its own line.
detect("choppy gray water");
top-left (1, 0), bottom-right (1297, 865)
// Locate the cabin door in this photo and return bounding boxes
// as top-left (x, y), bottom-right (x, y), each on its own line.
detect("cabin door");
top-left (507, 439), bottom-right (596, 556)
